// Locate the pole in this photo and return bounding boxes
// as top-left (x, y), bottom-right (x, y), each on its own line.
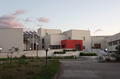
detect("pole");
top-left (33, 34), bottom-right (34, 51)
top-left (46, 50), bottom-right (47, 79)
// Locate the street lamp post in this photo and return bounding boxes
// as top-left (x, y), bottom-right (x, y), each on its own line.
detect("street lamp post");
top-left (36, 43), bottom-right (38, 61)
top-left (45, 48), bottom-right (50, 79)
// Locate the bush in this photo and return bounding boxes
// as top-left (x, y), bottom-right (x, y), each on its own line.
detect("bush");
top-left (20, 55), bottom-right (27, 59)
top-left (80, 52), bottom-right (97, 56)
top-left (54, 51), bottom-right (66, 54)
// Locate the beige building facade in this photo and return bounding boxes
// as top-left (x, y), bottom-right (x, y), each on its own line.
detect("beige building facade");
top-left (0, 28), bottom-right (23, 52)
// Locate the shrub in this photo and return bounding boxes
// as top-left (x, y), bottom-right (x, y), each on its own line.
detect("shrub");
top-left (80, 52), bottom-right (97, 56)
top-left (20, 55), bottom-right (27, 59)
top-left (54, 51), bottom-right (66, 54)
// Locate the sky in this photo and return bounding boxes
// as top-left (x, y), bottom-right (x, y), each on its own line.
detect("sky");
top-left (0, 0), bottom-right (120, 36)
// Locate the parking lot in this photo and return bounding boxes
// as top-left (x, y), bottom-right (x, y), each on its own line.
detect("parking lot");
top-left (59, 59), bottom-right (120, 79)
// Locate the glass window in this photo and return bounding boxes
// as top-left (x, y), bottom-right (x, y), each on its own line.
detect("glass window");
top-left (42, 38), bottom-right (44, 44)
top-left (113, 41), bottom-right (117, 45)
top-left (42, 45), bottom-right (44, 48)
top-left (108, 42), bottom-right (112, 46)
top-left (83, 46), bottom-right (85, 49)
top-left (82, 37), bottom-right (85, 40)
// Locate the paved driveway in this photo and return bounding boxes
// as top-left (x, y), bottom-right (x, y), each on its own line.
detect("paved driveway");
top-left (59, 59), bottom-right (120, 79)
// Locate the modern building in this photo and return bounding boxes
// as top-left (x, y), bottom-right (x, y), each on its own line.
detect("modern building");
top-left (0, 28), bottom-right (120, 53)
top-left (0, 28), bottom-right (40, 52)
top-left (104, 33), bottom-right (120, 53)
top-left (0, 28), bottom-right (23, 52)
top-left (38, 28), bottom-right (91, 51)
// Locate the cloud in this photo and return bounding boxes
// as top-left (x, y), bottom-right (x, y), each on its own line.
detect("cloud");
top-left (12, 9), bottom-right (26, 15)
top-left (94, 29), bottom-right (103, 33)
top-left (37, 17), bottom-right (49, 23)
top-left (25, 17), bottom-right (33, 22)
top-left (0, 14), bottom-right (24, 29)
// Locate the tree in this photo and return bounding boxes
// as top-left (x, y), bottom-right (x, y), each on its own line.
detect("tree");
top-left (9, 47), bottom-right (19, 64)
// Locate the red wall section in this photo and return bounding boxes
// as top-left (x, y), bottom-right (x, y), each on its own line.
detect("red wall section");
top-left (61, 39), bottom-right (83, 51)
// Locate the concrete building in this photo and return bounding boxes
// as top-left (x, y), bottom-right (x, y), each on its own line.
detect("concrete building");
top-left (38, 28), bottom-right (91, 51)
top-left (0, 28), bottom-right (120, 53)
top-left (91, 36), bottom-right (110, 50)
top-left (0, 28), bottom-right (23, 52)
top-left (105, 33), bottom-right (120, 53)
top-left (0, 28), bottom-right (40, 52)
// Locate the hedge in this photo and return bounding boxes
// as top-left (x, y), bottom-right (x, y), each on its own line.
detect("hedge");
top-left (80, 52), bottom-right (97, 56)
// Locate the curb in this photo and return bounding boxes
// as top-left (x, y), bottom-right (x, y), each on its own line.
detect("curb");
top-left (54, 63), bottom-right (62, 79)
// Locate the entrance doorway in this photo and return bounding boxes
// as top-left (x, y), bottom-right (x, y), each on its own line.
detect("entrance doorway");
top-left (75, 44), bottom-right (81, 51)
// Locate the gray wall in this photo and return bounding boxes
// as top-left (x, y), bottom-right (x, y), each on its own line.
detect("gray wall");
top-left (0, 28), bottom-right (23, 52)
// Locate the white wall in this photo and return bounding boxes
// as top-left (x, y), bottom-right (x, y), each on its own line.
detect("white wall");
top-left (91, 36), bottom-right (109, 50)
top-left (0, 49), bottom-right (81, 58)
top-left (50, 34), bottom-right (68, 45)
top-left (44, 34), bottom-right (68, 49)
top-left (64, 29), bottom-right (91, 50)
top-left (38, 28), bottom-right (62, 37)
top-left (105, 33), bottom-right (120, 52)
top-left (0, 28), bottom-right (23, 52)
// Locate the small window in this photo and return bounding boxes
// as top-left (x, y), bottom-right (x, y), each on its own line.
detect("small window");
top-left (69, 37), bottom-right (71, 39)
top-left (46, 33), bottom-right (48, 36)
top-left (83, 46), bottom-right (85, 49)
top-left (82, 37), bottom-right (85, 40)
top-left (42, 39), bottom-right (44, 44)
top-left (42, 45), bottom-right (44, 48)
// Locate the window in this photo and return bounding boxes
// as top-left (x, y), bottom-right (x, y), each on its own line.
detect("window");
top-left (94, 43), bottom-right (101, 49)
top-left (83, 46), bottom-right (85, 49)
top-left (119, 40), bottom-right (120, 44)
top-left (82, 37), bottom-right (85, 40)
top-left (108, 42), bottom-right (112, 46)
top-left (69, 37), bottom-right (71, 39)
top-left (42, 45), bottom-right (44, 48)
top-left (113, 41), bottom-right (117, 45)
top-left (42, 38), bottom-right (44, 44)
top-left (46, 33), bottom-right (48, 36)
top-left (49, 45), bottom-right (60, 49)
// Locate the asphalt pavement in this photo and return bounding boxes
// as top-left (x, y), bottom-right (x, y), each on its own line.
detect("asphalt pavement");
top-left (58, 58), bottom-right (120, 79)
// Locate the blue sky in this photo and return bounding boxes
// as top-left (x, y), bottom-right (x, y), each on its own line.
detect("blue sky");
top-left (0, 0), bottom-right (120, 36)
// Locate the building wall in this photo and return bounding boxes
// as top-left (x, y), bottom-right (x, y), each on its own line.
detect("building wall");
top-left (105, 33), bottom-right (120, 52)
top-left (91, 36), bottom-right (109, 50)
top-left (61, 40), bottom-right (83, 51)
top-left (38, 28), bottom-right (62, 50)
top-left (64, 29), bottom-right (91, 50)
top-left (44, 34), bottom-right (67, 49)
top-left (38, 28), bottom-right (62, 37)
top-left (0, 28), bottom-right (23, 52)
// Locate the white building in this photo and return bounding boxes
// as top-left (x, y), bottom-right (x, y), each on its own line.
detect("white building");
top-left (0, 28), bottom-right (23, 52)
top-left (0, 28), bottom-right (120, 53)
top-left (38, 28), bottom-right (91, 50)
top-left (105, 33), bottom-right (120, 53)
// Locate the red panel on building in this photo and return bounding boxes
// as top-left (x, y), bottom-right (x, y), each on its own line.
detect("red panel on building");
top-left (61, 39), bottom-right (83, 51)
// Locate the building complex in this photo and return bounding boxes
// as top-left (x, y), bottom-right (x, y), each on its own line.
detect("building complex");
top-left (0, 28), bottom-right (120, 53)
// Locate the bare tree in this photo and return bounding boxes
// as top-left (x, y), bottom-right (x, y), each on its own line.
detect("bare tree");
top-left (9, 47), bottom-right (19, 64)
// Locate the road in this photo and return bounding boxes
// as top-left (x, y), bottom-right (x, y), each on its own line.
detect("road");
top-left (58, 58), bottom-right (120, 79)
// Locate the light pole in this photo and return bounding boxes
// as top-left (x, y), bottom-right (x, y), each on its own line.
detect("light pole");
top-left (36, 43), bottom-right (38, 61)
top-left (45, 48), bottom-right (50, 79)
